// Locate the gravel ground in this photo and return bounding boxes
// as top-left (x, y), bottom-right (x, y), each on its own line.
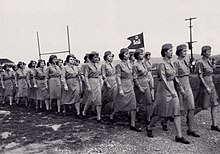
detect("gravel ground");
top-left (0, 74), bottom-right (220, 154)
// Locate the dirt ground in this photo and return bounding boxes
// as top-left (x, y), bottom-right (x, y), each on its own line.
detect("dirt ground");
top-left (1, 74), bottom-right (220, 154)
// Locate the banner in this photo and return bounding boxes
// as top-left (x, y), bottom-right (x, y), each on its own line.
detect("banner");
top-left (127, 32), bottom-right (144, 49)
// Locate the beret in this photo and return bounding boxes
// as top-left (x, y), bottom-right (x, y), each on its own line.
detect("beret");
top-left (145, 51), bottom-right (151, 55)
top-left (129, 51), bottom-right (135, 55)
top-left (120, 48), bottom-right (129, 54)
top-left (176, 44), bottom-right (187, 51)
top-left (162, 43), bottom-right (173, 50)
top-left (90, 51), bottom-right (99, 56)
top-left (201, 45), bottom-right (211, 52)
top-left (135, 48), bottom-right (144, 54)
top-left (104, 50), bottom-right (113, 56)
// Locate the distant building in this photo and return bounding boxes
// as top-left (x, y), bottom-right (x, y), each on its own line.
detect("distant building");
top-left (0, 58), bottom-right (15, 67)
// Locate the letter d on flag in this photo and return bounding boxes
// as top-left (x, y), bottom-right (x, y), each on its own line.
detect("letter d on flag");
top-left (127, 32), bottom-right (144, 49)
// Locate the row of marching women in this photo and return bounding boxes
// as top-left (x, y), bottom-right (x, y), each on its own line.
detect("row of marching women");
top-left (1, 43), bottom-right (220, 144)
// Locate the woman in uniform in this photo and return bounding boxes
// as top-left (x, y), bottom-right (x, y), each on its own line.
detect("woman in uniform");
top-left (110, 48), bottom-right (141, 132)
top-left (174, 44), bottom-right (200, 137)
top-left (1, 64), bottom-right (14, 106)
top-left (133, 49), bottom-right (152, 125)
top-left (15, 61), bottom-right (29, 107)
top-left (81, 51), bottom-right (102, 122)
top-left (35, 59), bottom-right (50, 111)
top-left (61, 54), bottom-right (82, 117)
top-left (146, 44), bottom-right (190, 144)
top-left (195, 45), bottom-right (220, 132)
top-left (101, 51), bottom-right (117, 110)
top-left (27, 60), bottom-right (37, 108)
top-left (144, 52), bottom-right (155, 101)
top-left (46, 55), bottom-right (62, 114)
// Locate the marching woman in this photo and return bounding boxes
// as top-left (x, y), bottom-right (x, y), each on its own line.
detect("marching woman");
top-left (81, 51), bottom-right (102, 122)
top-left (133, 49), bottom-right (152, 125)
top-left (61, 54), bottom-right (82, 117)
top-left (101, 51), bottom-right (117, 109)
top-left (195, 45), bottom-right (220, 132)
top-left (146, 44), bottom-right (190, 144)
top-left (80, 54), bottom-right (91, 107)
top-left (174, 44), bottom-right (200, 137)
top-left (144, 52), bottom-right (155, 101)
top-left (15, 62), bottom-right (30, 107)
top-left (35, 59), bottom-right (50, 111)
top-left (129, 51), bottom-right (136, 66)
top-left (1, 64), bottom-right (15, 106)
top-left (110, 48), bottom-right (141, 132)
top-left (27, 60), bottom-right (37, 108)
top-left (46, 55), bottom-right (62, 114)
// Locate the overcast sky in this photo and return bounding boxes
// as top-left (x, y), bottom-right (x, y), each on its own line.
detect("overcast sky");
top-left (1, 0), bottom-right (220, 63)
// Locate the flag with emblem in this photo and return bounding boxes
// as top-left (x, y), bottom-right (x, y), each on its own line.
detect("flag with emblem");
top-left (127, 32), bottom-right (144, 49)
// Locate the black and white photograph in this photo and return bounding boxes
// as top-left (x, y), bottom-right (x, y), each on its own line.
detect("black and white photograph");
top-left (1, 0), bottom-right (220, 153)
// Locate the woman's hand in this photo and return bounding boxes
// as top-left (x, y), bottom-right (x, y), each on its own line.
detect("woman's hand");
top-left (206, 87), bottom-right (211, 94)
top-left (64, 85), bottom-right (68, 91)
top-left (119, 89), bottom-right (124, 97)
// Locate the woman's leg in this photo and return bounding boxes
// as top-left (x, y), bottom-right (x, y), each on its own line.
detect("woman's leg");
top-left (57, 99), bottom-right (61, 113)
top-left (75, 102), bottom-right (81, 115)
top-left (96, 105), bottom-right (102, 120)
top-left (9, 96), bottom-right (13, 106)
top-left (45, 99), bottom-right (49, 111)
top-left (174, 115), bottom-right (182, 138)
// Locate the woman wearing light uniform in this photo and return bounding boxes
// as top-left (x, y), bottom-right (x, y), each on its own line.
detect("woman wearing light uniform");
top-left (81, 51), bottom-right (102, 122)
top-left (1, 64), bottom-right (14, 106)
top-left (101, 51), bottom-right (117, 109)
top-left (174, 44), bottom-right (200, 137)
top-left (15, 62), bottom-right (30, 107)
top-left (146, 44), bottom-right (190, 144)
top-left (27, 60), bottom-right (37, 108)
top-left (195, 45), bottom-right (220, 132)
top-left (61, 54), bottom-right (82, 117)
top-left (133, 48), bottom-right (152, 124)
top-left (35, 59), bottom-right (50, 111)
top-left (110, 48), bottom-right (141, 132)
top-left (46, 55), bottom-right (62, 114)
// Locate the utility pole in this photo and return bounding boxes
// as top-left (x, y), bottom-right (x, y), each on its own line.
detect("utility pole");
top-left (185, 17), bottom-right (197, 72)
top-left (36, 31), bottom-right (41, 59)
top-left (185, 17), bottom-right (197, 61)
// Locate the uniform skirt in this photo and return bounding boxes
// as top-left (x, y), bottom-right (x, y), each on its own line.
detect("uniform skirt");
top-left (114, 79), bottom-right (136, 111)
top-left (36, 79), bottom-right (49, 100)
top-left (178, 76), bottom-right (195, 112)
top-left (62, 78), bottom-right (80, 105)
top-left (134, 77), bottom-right (152, 109)
top-left (28, 79), bottom-right (36, 99)
top-left (153, 80), bottom-right (180, 117)
top-left (17, 79), bottom-right (29, 98)
top-left (102, 76), bottom-right (118, 108)
top-left (85, 78), bottom-right (102, 106)
top-left (48, 77), bottom-right (61, 99)
top-left (195, 75), bottom-right (219, 109)
top-left (2, 79), bottom-right (14, 99)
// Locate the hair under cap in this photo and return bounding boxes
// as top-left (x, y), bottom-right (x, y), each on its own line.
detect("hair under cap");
top-left (162, 43), bottom-right (173, 50)
top-left (176, 44), bottom-right (187, 51)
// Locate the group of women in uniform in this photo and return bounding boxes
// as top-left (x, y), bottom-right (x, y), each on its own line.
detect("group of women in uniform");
top-left (0, 43), bottom-right (219, 144)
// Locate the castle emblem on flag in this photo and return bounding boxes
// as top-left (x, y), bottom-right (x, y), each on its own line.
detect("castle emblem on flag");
top-left (127, 32), bottom-right (144, 49)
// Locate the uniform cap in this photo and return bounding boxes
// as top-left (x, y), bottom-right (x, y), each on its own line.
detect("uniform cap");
top-left (176, 44), bottom-right (187, 51)
top-left (162, 43), bottom-right (173, 50)
top-left (201, 45), bottom-right (211, 52)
